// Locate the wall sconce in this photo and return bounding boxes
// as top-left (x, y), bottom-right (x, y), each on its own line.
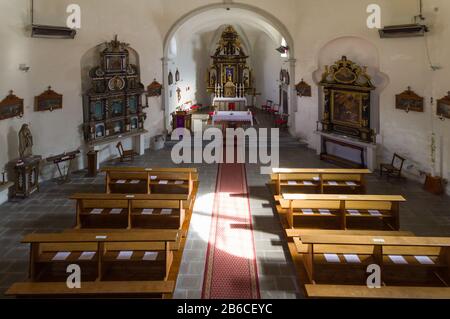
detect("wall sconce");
top-left (19, 64), bottom-right (30, 72)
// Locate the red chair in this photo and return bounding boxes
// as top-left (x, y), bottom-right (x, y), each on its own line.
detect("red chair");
top-left (268, 104), bottom-right (280, 116)
top-left (228, 103), bottom-right (236, 111)
top-left (262, 100), bottom-right (273, 112)
top-left (274, 113), bottom-right (289, 130)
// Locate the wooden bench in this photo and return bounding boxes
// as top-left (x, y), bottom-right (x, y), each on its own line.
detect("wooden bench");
top-left (271, 168), bottom-right (371, 195)
top-left (280, 194), bottom-right (406, 230)
top-left (305, 284), bottom-right (450, 299)
top-left (71, 194), bottom-right (188, 232)
top-left (102, 167), bottom-right (199, 212)
top-left (297, 234), bottom-right (450, 287)
top-left (5, 230), bottom-right (179, 298)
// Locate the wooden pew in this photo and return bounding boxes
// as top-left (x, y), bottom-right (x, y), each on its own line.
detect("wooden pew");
top-left (305, 285), bottom-right (450, 299)
top-left (271, 168), bottom-right (371, 195)
top-left (5, 231), bottom-right (179, 298)
top-left (71, 194), bottom-right (187, 232)
top-left (102, 167), bottom-right (199, 212)
top-left (280, 194), bottom-right (406, 230)
top-left (297, 234), bottom-right (450, 289)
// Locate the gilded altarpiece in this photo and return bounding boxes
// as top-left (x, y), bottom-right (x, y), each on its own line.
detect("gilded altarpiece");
top-left (319, 56), bottom-right (376, 143)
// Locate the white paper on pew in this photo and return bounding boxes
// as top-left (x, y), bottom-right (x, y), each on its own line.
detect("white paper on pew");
top-left (313, 177), bottom-right (320, 181)
top-left (301, 209), bottom-right (314, 215)
top-left (324, 254), bottom-right (340, 263)
top-left (346, 181), bottom-right (357, 186)
top-left (415, 256), bottom-right (435, 265)
top-left (142, 209), bottom-right (154, 215)
top-left (319, 209), bottom-right (332, 215)
top-left (79, 251), bottom-right (96, 261)
top-left (90, 208), bottom-right (103, 215)
top-left (150, 176), bottom-right (158, 180)
top-left (287, 181), bottom-right (297, 185)
top-left (328, 181), bottom-right (338, 186)
top-left (161, 208), bottom-right (173, 215)
top-left (369, 210), bottom-right (382, 217)
top-left (130, 180), bottom-right (140, 184)
top-left (389, 255), bottom-right (408, 264)
top-left (175, 180), bottom-right (184, 185)
top-left (303, 181), bottom-right (314, 186)
top-left (117, 251), bottom-right (133, 260)
top-left (143, 252), bottom-right (158, 261)
top-left (159, 180), bottom-right (169, 185)
top-left (52, 252), bottom-right (71, 261)
top-left (110, 208), bottom-right (122, 215)
top-left (344, 254), bottom-right (361, 264)
top-left (116, 180), bottom-right (126, 184)
top-left (347, 210), bottom-right (361, 216)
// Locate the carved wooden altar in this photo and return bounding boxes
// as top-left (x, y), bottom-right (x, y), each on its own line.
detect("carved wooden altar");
top-left (319, 56), bottom-right (376, 143)
top-left (83, 36), bottom-right (147, 143)
top-left (207, 26), bottom-right (253, 110)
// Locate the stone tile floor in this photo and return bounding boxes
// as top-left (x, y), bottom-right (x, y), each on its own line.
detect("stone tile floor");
top-left (0, 113), bottom-right (449, 298)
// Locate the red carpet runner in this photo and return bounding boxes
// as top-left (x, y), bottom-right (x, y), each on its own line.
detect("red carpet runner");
top-left (202, 160), bottom-right (260, 299)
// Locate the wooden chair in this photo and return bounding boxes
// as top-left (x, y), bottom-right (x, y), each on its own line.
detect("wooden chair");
top-left (116, 142), bottom-right (135, 162)
top-left (380, 153), bottom-right (405, 179)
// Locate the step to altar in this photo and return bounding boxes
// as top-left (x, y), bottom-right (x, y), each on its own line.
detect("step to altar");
top-left (0, 182), bottom-right (13, 205)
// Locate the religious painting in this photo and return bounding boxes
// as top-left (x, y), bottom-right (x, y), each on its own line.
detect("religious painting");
top-left (225, 66), bottom-right (235, 83)
top-left (0, 91), bottom-right (24, 120)
top-left (91, 100), bottom-right (104, 121)
top-left (296, 79), bottom-right (312, 97)
top-left (106, 55), bottom-right (125, 72)
top-left (110, 99), bottom-right (125, 117)
top-left (35, 86), bottom-right (63, 112)
top-left (108, 76), bottom-right (125, 91)
top-left (395, 87), bottom-right (424, 112)
top-left (95, 123), bottom-right (105, 138)
top-left (112, 120), bottom-right (124, 134)
top-left (209, 68), bottom-right (217, 87)
top-left (130, 116), bottom-right (139, 130)
top-left (243, 68), bottom-right (250, 87)
top-left (331, 90), bottom-right (363, 128)
top-left (147, 79), bottom-right (162, 97)
top-left (437, 92), bottom-right (450, 119)
top-left (128, 96), bottom-right (138, 113)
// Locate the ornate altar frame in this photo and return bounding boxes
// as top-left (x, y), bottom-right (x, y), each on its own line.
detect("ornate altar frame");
top-left (319, 56), bottom-right (375, 143)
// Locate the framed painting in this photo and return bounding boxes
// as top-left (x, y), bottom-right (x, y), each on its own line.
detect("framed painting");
top-left (296, 79), bottom-right (312, 97)
top-left (331, 90), bottom-right (363, 128)
top-left (106, 55), bottom-right (125, 72)
top-left (225, 66), bottom-right (235, 83)
top-left (0, 91), bottom-right (24, 120)
top-left (91, 100), bottom-right (104, 121)
top-left (396, 87), bottom-right (424, 112)
top-left (147, 79), bottom-right (162, 97)
top-left (35, 86), bottom-right (63, 112)
top-left (110, 98), bottom-right (125, 117)
top-left (437, 92), bottom-right (450, 119)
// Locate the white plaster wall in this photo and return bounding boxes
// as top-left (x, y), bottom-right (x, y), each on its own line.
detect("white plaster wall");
top-left (0, 0), bottom-right (449, 192)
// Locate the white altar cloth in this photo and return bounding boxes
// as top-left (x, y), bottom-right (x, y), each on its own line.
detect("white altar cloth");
top-left (212, 111), bottom-right (254, 126)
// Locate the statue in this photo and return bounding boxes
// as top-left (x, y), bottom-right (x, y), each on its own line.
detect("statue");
top-left (18, 124), bottom-right (33, 158)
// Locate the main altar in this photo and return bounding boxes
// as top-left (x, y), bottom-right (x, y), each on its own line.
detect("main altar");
top-left (207, 26), bottom-right (254, 111)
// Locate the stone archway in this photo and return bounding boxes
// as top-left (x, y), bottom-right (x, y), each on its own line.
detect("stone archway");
top-left (162, 2), bottom-right (297, 133)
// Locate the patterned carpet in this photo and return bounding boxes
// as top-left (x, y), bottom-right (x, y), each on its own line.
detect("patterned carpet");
top-left (202, 148), bottom-right (260, 299)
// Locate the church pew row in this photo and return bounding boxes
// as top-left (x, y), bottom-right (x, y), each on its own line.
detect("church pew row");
top-left (102, 167), bottom-right (199, 212)
top-left (278, 194), bottom-right (406, 231)
top-left (270, 168), bottom-right (371, 195)
top-left (294, 233), bottom-right (450, 299)
top-left (71, 194), bottom-right (188, 234)
top-left (5, 230), bottom-right (180, 298)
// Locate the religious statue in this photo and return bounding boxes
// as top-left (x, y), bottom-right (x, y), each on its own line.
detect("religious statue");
top-left (19, 124), bottom-right (33, 158)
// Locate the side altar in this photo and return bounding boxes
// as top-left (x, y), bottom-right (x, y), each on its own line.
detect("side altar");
top-left (207, 26), bottom-right (254, 111)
